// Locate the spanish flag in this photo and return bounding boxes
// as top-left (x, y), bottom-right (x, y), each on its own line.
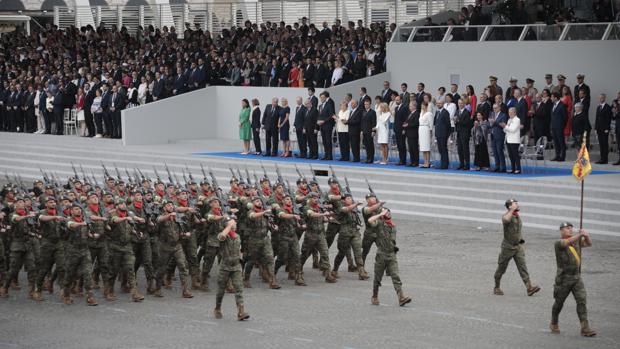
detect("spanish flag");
top-left (572, 138), bottom-right (592, 181)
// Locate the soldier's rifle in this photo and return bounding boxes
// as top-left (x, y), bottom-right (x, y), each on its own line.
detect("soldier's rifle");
top-left (209, 167), bottom-right (231, 214)
top-left (254, 172), bottom-right (263, 198)
top-left (153, 166), bottom-right (162, 183)
top-left (328, 165), bottom-right (344, 193)
top-left (90, 170), bottom-right (99, 187)
top-left (71, 162), bottom-right (80, 181)
top-left (260, 163), bottom-right (270, 184)
top-left (236, 168), bottom-right (243, 183)
top-left (163, 163), bottom-right (174, 186)
top-left (133, 168), bottom-right (141, 184)
top-left (137, 168), bottom-right (146, 182)
top-left (200, 164), bottom-right (208, 181)
top-left (39, 168), bottom-right (51, 186)
top-left (79, 164), bottom-right (88, 184)
top-left (113, 163), bottom-right (122, 181)
top-left (101, 163), bottom-right (111, 179)
top-left (294, 164), bottom-right (305, 181)
top-left (229, 167), bottom-right (237, 181)
top-left (182, 168), bottom-right (189, 186)
top-left (245, 167), bottom-right (252, 185)
top-left (275, 163), bottom-right (284, 185)
top-left (186, 164), bottom-right (195, 182)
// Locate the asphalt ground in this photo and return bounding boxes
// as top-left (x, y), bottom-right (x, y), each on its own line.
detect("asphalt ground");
top-left (0, 218), bottom-right (619, 349)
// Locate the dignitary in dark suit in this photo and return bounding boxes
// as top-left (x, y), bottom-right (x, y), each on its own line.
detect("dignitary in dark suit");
top-left (455, 99), bottom-right (474, 170)
top-left (533, 90), bottom-right (552, 142)
top-left (317, 92), bottom-right (336, 160)
top-left (514, 88), bottom-right (529, 137)
top-left (393, 95), bottom-right (409, 165)
top-left (250, 99), bottom-right (262, 155)
top-left (434, 101), bottom-right (452, 169)
top-left (22, 85), bottom-right (36, 133)
top-left (594, 94), bottom-right (613, 164)
top-left (293, 97), bottom-right (308, 158)
top-left (361, 99), bottom-right (377, 163)
top-left (571, 102), bottom-right (591, 150)
top-left (489, 103), bottom-right (508, 172)
top-left (380, 81), bottom-right (395, 104)
top-left (109, 85), bottom-right (125, 139)
top-left (573, 74), bottom-right (590, 107)
top-left (307, 87), bottom-right (319, 109)
top-left (53, 86), bottom-right (65, 135)
top-left (550, 92), bottom-right (568, 161)
top-left (347, 99), bottom-right (363, 162)
top-left (84, 83), bottom-right (96, 137)
top-left (304, 99), bottom-right (319, 159)
top-left (262, 98), bottom-right (281, 156)
top-left (403, 100), bottom-right (420, 166)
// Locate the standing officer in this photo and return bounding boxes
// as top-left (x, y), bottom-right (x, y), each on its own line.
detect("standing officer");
top-left (493, 199), bottom-right (541, 296)
top-left (550, 223), bottom-right (596, 337)
top-left (213, 218), bottom-right (249, 321)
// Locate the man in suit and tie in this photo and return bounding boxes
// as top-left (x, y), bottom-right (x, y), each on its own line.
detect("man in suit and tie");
top-left (293, 97), bottom-right (308, 158)
top-left (477, 93), bottom-right (492, 119)
top-left (52, 85), bottom-right (65, 135)
top-left (573, 74), bottom-right (590, 107)
top-left (361, 99), bottom-right (377, 163)
top-left (22, 85), bottom-right (36, 133)
top-left (262, 98), bottom-right (281, 156)
top-left (514, 88), bottom-right (529, 137)
top-left (393, 95), bottom-right (409, 165)
top-left (434, 100), bottom-right (452, 169)
top-left (317, 91), bottom-right (336, 160)
top-left (450, 84), bottom-right (461, 103)
top-left (347, 99), bottom-right (363, 162)
top-left (307, 87), bottom-right (319, 109)
top-left (152, 71), bottom-right (166, 101)
top-left (403, 100), bottom-right (420, 167)
top-left (313, 58), bottom-right (328, 88)
top-left (251, 99), bottom-right (262, 155)
top-left (490, 103), bottom-right (509, 172)
top-left (303, 58), bottom-right (315, 88)
top-left (172, 70), bottom-right (186, 96)
top-left (533, 90), bottom-right (552, 143)
top-left (415, 82), bottom-right (426, 106)
top-left (304, 99), bottom-right (319, 159)
top-left (455, 99), bottom-right (474, 170)
top-left (359, 87), bottom-right (371, 107)
top-left (399, 83), bottom-right (410, 108)
top-left (109, 85), bottom-right (125, 139)
top-left (550, 92), bottom-right (568, 162)
top-left (594, 94), bottom-right (613, 164)
top-left (100, 83), bottom-right (112, 138)
top-left (380, 81), bottom-right (394, 104)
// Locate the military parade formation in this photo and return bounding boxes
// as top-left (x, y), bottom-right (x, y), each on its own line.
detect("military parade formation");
top-left (0, 162), bottom-right (597, 337)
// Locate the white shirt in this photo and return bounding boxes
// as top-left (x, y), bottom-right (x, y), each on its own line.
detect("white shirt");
top-left (336, 109), bottom-right (350, 133)
top-left (331, 67), bottom-right (343, 86)
top-left (445, 102), bottom-right (457, 127)
top-left (504, 116), bottom-right (521, 144)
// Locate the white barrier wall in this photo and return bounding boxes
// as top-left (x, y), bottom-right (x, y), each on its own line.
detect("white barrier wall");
top-left (122, 73), bottom-right (390, 145)
top-left (386, 41), bottom-right (620, 122)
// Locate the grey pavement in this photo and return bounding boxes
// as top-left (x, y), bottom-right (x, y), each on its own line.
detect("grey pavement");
top-left (1, 219), bottom-right (619, 349)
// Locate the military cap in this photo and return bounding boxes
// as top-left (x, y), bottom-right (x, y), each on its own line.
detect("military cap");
top-left (509, 76), bottom-right (518, 82)
top-left (240, 183), bottom-right (249, 189)
top-left (166, 183), bottom-right (175, 188)
top-left (260, 177), bottom-right (270, 183)
top-left (73, 178), bottom-right (82, 183)
top-left (200, 180), bottom-right (210, 186)
top-left (505, 198), bottom-right (518, 209)
top-left (308, 180), bottom-right (318, 186)
top-left (61, 196), bottom-right (71, 202)
top-left (273, 182), bottom-right (284, 189)
top-left (343, 193), bottom-right (353, 199)
top-left (14, 196), bottom-right (25, 202)
top-left (161, 199), bottom-right (172, 206)
top-left (557, 74), bottom-right (566, 80)
top-left (45, 184), bottom-right (55, 190)
top-left (545, 73), bottom-right (553, 79)
top-left (33, 179), bottom-right (43, 184)
top-left (576, 73), bottom-right (584, 79)
top-left (106, 176), bottom-right (116, 182)
top-left (296, 178), bottom-right (307, 185)
top-left (327, 177), bottom-right (339, 185)
top-left (187, 180), bottom-right (197, 185)
top-left (251, 196), bottom-right (262, 202)
top-left (489, 75), bottom-right (498, 81)
top-left (365, 192), bottom-right (377, 199)
top-left (230, 177), bottom-right (239, 183)
top-left (45, 196), bottom-right (57, 202)
top-left (71, 204), bottom-right (83, 210)
top-left (559, 222), bottom-right (573, 229)
top-left (525, 78), bottom-right (535, 84)
top-left (115, 180), bottom-right (125, 185)
top-left (141, 178), bottom-right (152, 183)
top-left (87, 191), bottom-right (98, 197)
top-left (102, 191), bottom-right (113, 196)
top-left (208, 197), bottom-right (221, 204)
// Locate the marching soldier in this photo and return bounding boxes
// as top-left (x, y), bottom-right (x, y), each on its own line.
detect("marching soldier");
top-left (107, 198), bottom-right (145, 302)
top-left (0, 209), bottom-right (8, 294)
top-left (201, 197), bottom-right (226, 291)
top-left (173, 189), bottom-right (203, 289)
top-left (85, 192), bottom-right (110, 292)
top-left (63, 205), bottom-right (98, 306)
top-left (299, 193), bottom-right (337, 283)
top-left (129, 191), bottom-right (156, 295)
top-left (367, 208), bottom-right (411, 306)
top-left (244, 196), bottom-right (281, 289)
top-left (274, 194), bottom-right (306, 286)
top-left (493, 199), bottom-right (541, 297)
top-left (213, 218), bottom-right (249, 321)
top-left (361, 193), bottom-right (383, 265)
top-left (155, 200), bottom-right (193, 298)
top-left (550, 223), bottom-right (596, 337)
top-left (325, 178), bottom-right (356, 272)
top-left (331, 193), bottom-right (368, 280)
top-left (33, 197), bottom-right (66, 301)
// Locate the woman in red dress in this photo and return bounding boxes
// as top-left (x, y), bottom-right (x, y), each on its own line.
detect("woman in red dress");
top-left (561, 85), bottom-right (573, 137)
top-left (466, 85), bottom-right (477, 116)
top-left (288, 61), bottom-right (300, 88)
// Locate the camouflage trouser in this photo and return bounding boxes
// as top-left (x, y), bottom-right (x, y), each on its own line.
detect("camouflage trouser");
top-left (216, 268), bottom-right (244, 307)
top-left (30, 238), bottom-right (41, 268)
top-left (0, 238), bottom-right (6, 276)
top-left (36, 240), bottom-right (65, 291)
top-left (170, 235), bottom-right (198, 278)
top-left (274, 235), bottom-right (301, 274)
top-left (150, 238), bottom-right (160, 275)
top-left (108, 248), bottom-right (137, 290)
top-left (157, 244), bottom-right (189, 288)
top-left (133, 241), bottom-right (155, 282)
top-left (373, 253), bottom-right (402, 293)
top-left (201, 245), bottom-right (220, 280)
top-left (63, 249), bottom-right (93, 291)
top-left (494, 246), bottom-right (530, 286)
top-left (4, 244), bottom-right (36, 287)
top-left (270, 229), bottom-right (279, 260)
top-left (299, 233), bottom-right (331, 271)
top-left (361, 231), bottom-right (377, 265)
top-left (89, 245), bottom-right (110, 284)
top-left (334, 230), bottom-right (363, 271)
top-left (244, 237), bottom-right (275, 278)
top-left (327, 223), bottom-right (354, 267)
top-left (552, 277), bottom-right (588, 323)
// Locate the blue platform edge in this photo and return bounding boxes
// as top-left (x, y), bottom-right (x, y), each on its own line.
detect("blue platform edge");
top-left (192, 151), bottom-right (619, 178)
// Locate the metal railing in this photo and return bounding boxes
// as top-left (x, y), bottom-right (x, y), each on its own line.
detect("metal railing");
top-left (391, 22), bottom-right (620, 42)
top-left (53, 0), bottom-right (475, 36)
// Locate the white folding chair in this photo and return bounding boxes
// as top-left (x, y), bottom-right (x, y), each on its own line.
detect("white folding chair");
top-left (63, 108), bottom-right (77, 135)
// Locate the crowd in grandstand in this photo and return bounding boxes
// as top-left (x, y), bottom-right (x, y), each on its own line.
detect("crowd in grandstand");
top-left (0, 19), bottom-right (389, 137)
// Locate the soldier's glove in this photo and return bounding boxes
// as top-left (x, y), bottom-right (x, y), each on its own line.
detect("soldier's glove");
top-left (519, 239), bottom-right (525, 244)
top-left (393, 246), bottom-right (399, 253)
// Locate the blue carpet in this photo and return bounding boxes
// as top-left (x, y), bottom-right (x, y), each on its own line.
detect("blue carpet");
top-left (192, 151), bottom-right (619, 178)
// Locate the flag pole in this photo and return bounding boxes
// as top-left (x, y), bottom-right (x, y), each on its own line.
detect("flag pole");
top-left (579, 179), bottom-right (584, 229)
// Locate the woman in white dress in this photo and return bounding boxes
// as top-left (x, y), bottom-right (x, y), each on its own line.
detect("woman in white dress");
top-left (418, 101), bottom-right (434, 168)
top-left (137, 76), bottom-right (148, 105)
top-left (376, 102), bottom-right (391, 164)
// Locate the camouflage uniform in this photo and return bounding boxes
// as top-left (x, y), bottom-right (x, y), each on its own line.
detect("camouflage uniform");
top-left (107, 211), bottom-right (140, 299)
top-left (494, 215), bottom-right (531, 287)
top-left (216, 232), bottom-right (244, 308)
top-left (63, 217), bottom-right (94, 302)
top-left (299, 204), bottom-right (332, 273)
top-left (361, 205), bottom-right (381, 264)
top-left (244, 203), bottom-right (278, 287)
top-left (167, 202), bottom-right (199, 286)
top-left (85, 205), bottom-right (109, 289)
top-left (156, 214), bottom-right (191, 295)
top-left (201, 207), bottom-right (225, 288)
top-left (35, 210), bottom-right (65, 293)
top-left (325, 190), bottom-right (354, 269)
top-left (274, 204), bottom-right (303, 284)
top-left (3, 211), bottom-right (37, 292)
top-left (552, 239), bottom-right (589, 324)
top-left (333, 204), bottom-right (365, 278)
top-left (129, 203), bottom-right (155, 291)
top-left (371, 218), bottom-right (410, 306)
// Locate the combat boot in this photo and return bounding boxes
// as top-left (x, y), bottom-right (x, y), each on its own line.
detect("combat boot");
top-left (62, 288), bottom-right (73, 305)
top-left (146, 279), bottom-right (155, 295)
top-left (243, 274), bottom-right (252, 288)
top-left (92, 274), bottom-right (100, 289)
top-left (191, 275), bottom-right (201, 290)
top-left (105, 283), bottom-right (117, 301)
top-left (42, 276), bottom-right (51, 292)
top-left (163, 274), bottom-right (172, 289)
top-left (72, 283), bottom-right (84, 297)
top-left (325, 272), bottom-right (337, 283)
top-left (0, 286), bottom-right (7, 298)
top-left (32, 289), bottom-right (43, 301)
top-left (312, 254), bottom-right (319, 269)
top-left (86, 291), bottom-right (98, 306)
top-left (27, 282), bottom-right (35, 299)
top-left (153, 281), bottom-right (163, 298)
top-left (200, 277), bottom-right (209, 292)
top-left (526, 281), bottom-right (541, 296)
top-left (371, 289), bottom-right (380, 305)
top-left (549, 323), bottom-right (560, 334)
top-left (269, 273), bottom-right (281, 289)
top-left (121, 279), bottom-right (130, 294)
top-left (259, 265), bottom-right (270, 283)
top-left (294, 272), bottom-right (306, 286)
top-left (330, 270), bottom-right (340, 279)
top-left (493, 287), bottom-right (504, 296)
top-left (131, 288), bottom-right (145, 302)
top-left (288, 270), bottom-right (295, 280)
top-left (347, 254), bottom-right (357, 272)
top-left (397, 290), bottom-right (412, 306)
top-left (182, 281), bottom-right (194, 298)
top-left (580, 321), bottom-right (597, 337)
top-left (358, 266), bottom-right (369, 280)
top-left (10, 279), bottom-right (20, 290)
top-left (214, 306), bottom-right (223, 319)
top-left (237, 303), bottom-right (250, 321)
